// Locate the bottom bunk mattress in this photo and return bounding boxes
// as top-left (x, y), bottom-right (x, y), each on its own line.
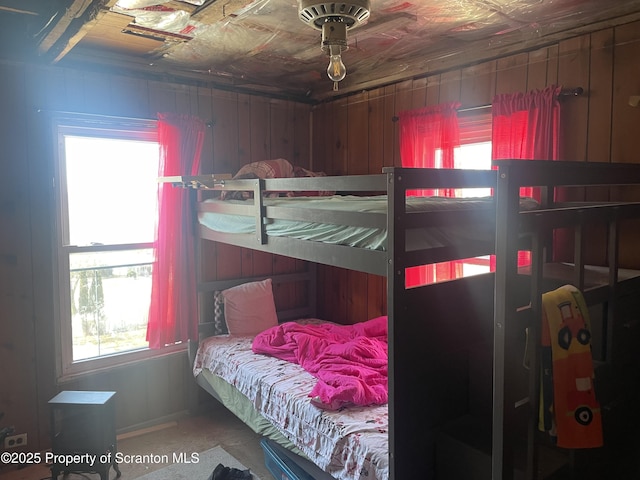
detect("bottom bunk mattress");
top-left (193, 323), bottom-right (389, 480)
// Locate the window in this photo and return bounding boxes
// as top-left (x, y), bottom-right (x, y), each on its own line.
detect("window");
top-left (53, 116), bottom-right (176, 379)
top-left (424, 111), bottom-right (494, 281)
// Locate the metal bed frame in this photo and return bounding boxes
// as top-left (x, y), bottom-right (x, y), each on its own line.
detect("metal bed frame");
top-left (165, 160), bottom-right (640, 480)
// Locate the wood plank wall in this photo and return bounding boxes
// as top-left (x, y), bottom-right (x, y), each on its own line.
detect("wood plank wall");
top-left (2, 16), bottom-right (639, 457)
top-left (0, 60), bottom-right (311, 453)
top-left (311, 20), bottom-right (640, 324)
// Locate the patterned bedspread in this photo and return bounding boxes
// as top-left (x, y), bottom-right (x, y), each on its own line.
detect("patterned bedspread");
top-left (193, 320), bottom-right (389, 480)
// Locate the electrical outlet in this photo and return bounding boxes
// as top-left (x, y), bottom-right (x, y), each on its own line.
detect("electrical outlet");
top-left (4, 433), bottom-right (27, 449)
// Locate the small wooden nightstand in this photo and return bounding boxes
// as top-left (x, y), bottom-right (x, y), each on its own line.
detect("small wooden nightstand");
top-left (49, 390), bottom-right (121, 480)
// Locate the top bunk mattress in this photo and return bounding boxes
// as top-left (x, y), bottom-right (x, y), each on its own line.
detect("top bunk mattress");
top-left (193, 320), bottom-right (388, 480)
top-left (198, 195), bottom-right (538, 251)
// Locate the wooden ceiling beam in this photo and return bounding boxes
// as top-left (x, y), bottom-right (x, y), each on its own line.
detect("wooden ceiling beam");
top-left (0, 6), bottom-right (39, 15)
top-left (37, 0), bottom-right (119, 62)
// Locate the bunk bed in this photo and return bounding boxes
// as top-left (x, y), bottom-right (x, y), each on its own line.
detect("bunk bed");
top-left (164, 160), bottom-right (640, 480)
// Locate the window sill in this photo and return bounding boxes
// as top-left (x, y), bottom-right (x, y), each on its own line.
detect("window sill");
top-left (57, 343), bottom-right (187, 384)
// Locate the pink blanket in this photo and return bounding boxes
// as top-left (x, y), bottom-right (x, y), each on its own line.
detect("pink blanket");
top-left (252, 316), bottom-right (388, 410)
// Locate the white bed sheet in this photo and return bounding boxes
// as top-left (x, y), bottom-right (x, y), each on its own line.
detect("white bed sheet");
top-left (198, 195), bottom-right (504, 251)
top-left (193, 321), bottom-right (389, 480)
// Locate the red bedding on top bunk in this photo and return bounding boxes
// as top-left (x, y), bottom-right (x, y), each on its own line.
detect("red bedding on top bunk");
top-left (252, 316), bottom-right (388, 410)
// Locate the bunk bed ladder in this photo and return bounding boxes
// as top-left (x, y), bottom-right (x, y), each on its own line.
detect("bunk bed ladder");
top-left (524, 230), bottom-right (545, 479)
top-left (605, 218), bottom-right (619, 364)
top-left (493, 165), bottom-right (521, 480)
top-left (385, 168), bottom-right (405, 480)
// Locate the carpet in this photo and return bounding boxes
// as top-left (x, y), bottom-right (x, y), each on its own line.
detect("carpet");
top-left (135, 446), bottom-right (261, 480)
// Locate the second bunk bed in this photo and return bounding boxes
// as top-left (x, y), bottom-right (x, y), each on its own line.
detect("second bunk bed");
top-left (164, 159), bottom-right (640, 480)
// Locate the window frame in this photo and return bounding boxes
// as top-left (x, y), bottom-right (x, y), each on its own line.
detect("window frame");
top-left (52, 114), bottom-right (184, 382)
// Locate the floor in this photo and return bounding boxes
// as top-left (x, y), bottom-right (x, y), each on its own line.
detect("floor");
top-left (3, 398), bottom-right (638, 480)
top-left (1, 400), bottom-right (274, 480)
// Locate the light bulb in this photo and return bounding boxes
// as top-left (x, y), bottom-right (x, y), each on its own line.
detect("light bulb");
top-left (327, 54), bottom-right (346, 83)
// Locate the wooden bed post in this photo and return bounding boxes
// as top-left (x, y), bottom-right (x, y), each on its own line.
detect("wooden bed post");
top-left (385, 167), bottom-right (401, 480)
top-left (493, 161), bottom-right (521, 480)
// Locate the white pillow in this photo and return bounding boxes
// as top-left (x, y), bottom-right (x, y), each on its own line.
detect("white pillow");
top-left (222, 278), bottom-right (278, 335)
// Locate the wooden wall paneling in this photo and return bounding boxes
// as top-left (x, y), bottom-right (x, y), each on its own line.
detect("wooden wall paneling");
top-left (383, 85), bottom-right (397, 169)
top-left (63, 68), bottom-right (88, 114)
top-left (241, 248), bottom-right (255, 278)
top-left (347, 92), bottom-right (369, 175)
top-left (495, 52), bottom-right (529, 95)
top-left (174, 83), bottom-right (194, 115)
top-left (212, 91), bottom-right (242, 280)
top-left (147, 79), bottom-right (178, 116)
top-left (211, 91), bottom-right (243, 280)
top-left (196, 87), bottom-right (217, 282)
top-left (411, 77), bottom-right (428, 108)
top-left (316, 265), bottom-right (328, 319)
top-left (65, 369), bottom-right (114, 393)
top-left (197, 87), bottom-right (216, 174)
top-left (250, 251), bottom-right (275, 277)
top-left (582, 29), bottom-right (615, 265)
top-left (545, 45), bottom-right (560, 86)
top-left (611, 20), bottom-right (640, 269)
top-left (293, 258), bottom-right (309, 312)
top-left (270, 99), bottom-right (296, 161)
top-left (310, 102), bottom-right (329, 173)
top-left (237, 92), bottom-right (257, 277)
top-left (293, 102), bottom-right (311, 168)
top-left (167, 352), bottom-right (192, 414)
top-left (556, 32), bottom-right (590, 266)
top-left (331, 97), bottom-right (349, 175)
top-left (611, 20), bottom-right (640, 167)
top-left (25, 64), bottom-right (69, 451)
top-left (325, 266), bottom-right (349, 324)
top-left (244, 95), bottom-right (268, 164)
top-left (309, 105), bottom-right (340, 320)
top-left (347, 270), bottom-right (369, 324)
top-left (393, 80), bottom-right (413, 167)
top-left (587, 34), bottom-right (616, 215)
top-left (110, 76), bottom-right (152, 119)
top-left (526, 47), bottom-right (552, 91)
top-left (425, 75), bottom-right (441, 107)
top-left (269, 135), bottom-right (298, 303)
top-left (558, 35), bottom-right (591, 165)
top-left (394, 79), bottom-right (414, 111)
top-left (273, 254), bottom-right (298, 311)
top-left (550, 37), bottom-right (590, 262)
top-left (367, 274), bottom-right (386, 321)
top-left (84, 70), bottom-right (127, 116)
top-left (212, 90), bottom-right (240, 175)
top-left (174, 83), bottom-right (191, 114)
top-left (367, 87), bottom-right (386, 175)
top-left (345, 91), bottom-right (369, 316)
top-left (460, 61), bottom-right (496, 108)
top-left (215, 244), bottom-right (243, 280)
top-left (438, 70), bottom-right (461, 104)
top-left (144, 355), bottom-right (181, 421)
top-left (189, 85), bottom-right (201, 118)
top-left (109, 362), bottom-right (150, 428)
top-left (319, 97), bottom-right (350, 321)
top-left (0, 62), bottom-right (40, 451)
top-left (145, 356), bottom-right (169, 421)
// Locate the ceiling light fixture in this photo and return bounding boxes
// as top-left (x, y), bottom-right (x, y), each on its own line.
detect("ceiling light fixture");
top-left (298, 0), bottom-right (371, 91)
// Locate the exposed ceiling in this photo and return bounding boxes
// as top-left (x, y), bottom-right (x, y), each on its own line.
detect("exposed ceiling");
top-left (1, 0), bottom-right (640, 103)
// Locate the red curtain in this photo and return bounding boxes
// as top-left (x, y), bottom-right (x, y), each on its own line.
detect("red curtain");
top-left (399, 102), bottom-right (461, 197)
top-left (491, 85), bottom-right (562, 267)
top-left (398, 102), bottom-right (463, 287)
top-left (147, 113), bottom-right (206, 349)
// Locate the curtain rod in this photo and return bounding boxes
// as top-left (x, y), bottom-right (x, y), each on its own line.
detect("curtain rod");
top-left (35, 108), bottom-right (214, 127)
top-left (391, 86), bottom-right (584, 122)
